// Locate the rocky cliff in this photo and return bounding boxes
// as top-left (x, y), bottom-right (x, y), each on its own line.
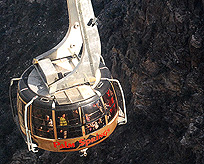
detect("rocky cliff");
top-left (1, 0), bottom-right (204, 163)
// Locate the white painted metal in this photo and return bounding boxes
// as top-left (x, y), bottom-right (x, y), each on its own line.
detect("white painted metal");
top-left (79, 148), bottom-right (88, 157)
top-left (10, 78), bottom-right (21, 87)
top-left (24, 96), bottom-right (38, 152)
top-left (32, 0), bottom-right (101, 94)
top-left (38, 58), bottom-right (58, 85)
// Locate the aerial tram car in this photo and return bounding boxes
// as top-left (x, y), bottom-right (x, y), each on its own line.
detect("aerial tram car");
top-left (10, 0), bottom-right (127, 156)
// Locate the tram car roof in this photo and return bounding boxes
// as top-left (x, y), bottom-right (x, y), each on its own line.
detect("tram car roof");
top-left (18, 63), bottom-right (112, 110)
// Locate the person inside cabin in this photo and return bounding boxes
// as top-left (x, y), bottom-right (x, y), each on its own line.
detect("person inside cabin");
top-left (104, 89), bottom-right (116, 120)
top-left (93, 100), bottom-right (100, 109)
top-left (44, 115), bottom-right (53, 138)
top-left (87, 122), bottom-right (95, 132)
top-left (94, 121), bottom-right (99, 130)
top-left (85, 118), bottom-right (102, 134)
top-left (38, 126), bottom-right (43, 137)
top-left (85, 114), bottom-right (91, 122)
top-left (45, 115), bottom-right (53, 131)
top-left (59, 113), bottom-right (68, 138)
top-left (107, 90), bottom-right (115, 109)
top-left (86, 124), bottom-right (90, 133)
top-left (98, 118), bottom-right (104, 128)
top-left (72, 109), bottom-right (79, 124)
top-left (94, 101), bottom-right (104, 116)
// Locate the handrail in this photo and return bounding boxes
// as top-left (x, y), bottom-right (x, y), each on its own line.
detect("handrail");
top-left (24, 95), bottom-right (38, 152)
top-left (9, 77), bottom-right (28, 142)
top-left (9, 78), bottom-right (21, 120)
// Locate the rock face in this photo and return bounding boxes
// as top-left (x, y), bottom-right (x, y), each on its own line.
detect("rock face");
top-left (1, 0), bottom-right (204, 163)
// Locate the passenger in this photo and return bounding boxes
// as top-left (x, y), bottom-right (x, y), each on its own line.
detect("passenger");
top-left (60, 114), bottom-right (68, 126)
top-left (89, 122), bottom-right (95, 131)
top-left (72, 109), bottom-right (79, 124)
top-left (86, 125), bottom-right (91, 133)
top-left (59, 114), bottom-right (68, 139)
top-left (105, 90), bottom-right (115, 111)
top-left (73, 109), bottom-right (78, 116)
top-left (38, 126), bottom-right (43, 137)
top-left (107, 112), bottom-right (111, 121)
top-left (86, 122), bottom-right (94, 133)
top-left (105, 93), bottom-right (116, 120)
top-left (98, 118), bottom-right (102, 124)
top-left (58, 129), bottom-right (64, 139)
top-left (94, 121), bottom-right (99, 130)
top-left (93, 101), bottom-right (100, 108)
top-left (105, 103), bottom-right (110, 109)
top-left (85, 114), bottom-right (90, 122)
top-left (98, 118), bottom-right (104, 128)
top-left (45, 115), bottom-right (53, 132)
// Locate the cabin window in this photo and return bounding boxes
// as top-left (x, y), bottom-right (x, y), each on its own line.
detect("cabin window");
top-left (56, 108), bottom-right (82, 139)
top-left (17, 98), bottom-right (25, 129)
top-left (82, 100), bottom-right (106, 134)
top-left (31, 108), bottom-right (54, 139)
top-left (102, 87), bottom-right (117, 122)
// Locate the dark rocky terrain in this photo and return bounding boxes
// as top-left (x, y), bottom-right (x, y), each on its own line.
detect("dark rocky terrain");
top-left (1, 0), bottom-right (204, 163)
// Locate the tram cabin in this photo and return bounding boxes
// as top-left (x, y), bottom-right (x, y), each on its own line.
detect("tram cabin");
top-left (10, 0), bottom-right (127, 154)
top-left (16, 63), bottom-right (123, 152)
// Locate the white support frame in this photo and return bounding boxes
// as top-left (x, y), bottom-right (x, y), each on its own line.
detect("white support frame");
top-left (10, 78), bottom-right (22, 119)
top-left (101, 78), bottom-right (127, 125)
top-left (10, 78), bottom-right (21, 87)
top-left (24, 96), bottom-right (38, 153)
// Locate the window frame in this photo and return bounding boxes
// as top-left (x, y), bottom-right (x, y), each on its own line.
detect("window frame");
top-left (31, 107), bottom-right (55, 139)
top-left (82, 99), bottom-right (106, 135)
top-left (55, 107), bottom-right (83, 139)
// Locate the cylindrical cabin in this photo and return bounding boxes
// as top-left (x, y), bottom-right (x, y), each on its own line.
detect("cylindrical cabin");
top-left (11, 0), bottom-right (127, 155)
top-left (17, 64), bottom-right (120, 152)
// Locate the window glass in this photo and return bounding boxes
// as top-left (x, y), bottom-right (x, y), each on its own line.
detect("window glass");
top-left (56, 109), bottom-right (82, 139)
top-left (85, 116), bottom-right (106, 134)
top-left (17, 98), bottom-right (25, 129)
top-left (32, 108), bottom-right (54, 139)
top-left (83, 100), bottom-right (105, 123)
top-left (102, 87), bottom-right (117, 122)
top-left (82, 100), bottom-right (106, 134)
